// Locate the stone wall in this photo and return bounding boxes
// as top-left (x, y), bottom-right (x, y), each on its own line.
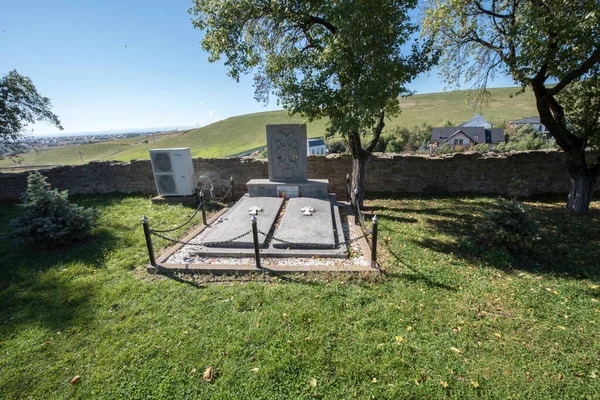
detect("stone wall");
top-left (0, 150), bottom-right (596, 201)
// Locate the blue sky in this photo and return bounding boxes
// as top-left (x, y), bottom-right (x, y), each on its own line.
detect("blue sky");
top-left (2, 0), bottom-right (515, 136)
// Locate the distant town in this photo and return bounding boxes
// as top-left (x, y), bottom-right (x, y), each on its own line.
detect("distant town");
top-left (21, 129), bottom-right (183, 153)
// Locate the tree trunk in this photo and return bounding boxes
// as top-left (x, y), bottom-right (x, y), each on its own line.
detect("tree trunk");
top-left (346, 110), bottom-right (386, 209)
top-left (348, 131), bottom-right (369, 209)
top-left (351, 151), bottom-right (369, 209)
top-left (530, 80), bottom-right (599, 213)
top-left (566, 155), bottom-right (598, 213)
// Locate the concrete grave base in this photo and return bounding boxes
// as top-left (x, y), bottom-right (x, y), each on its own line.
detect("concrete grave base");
top-left (148, 201), bottom-right (376, 274)
top-left (190, 194), bottom-right (346, 258)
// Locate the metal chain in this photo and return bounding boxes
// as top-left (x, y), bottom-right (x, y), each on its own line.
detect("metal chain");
top-left (357, 208), bottom-right (369, 230)
top-left (150, 183), bottom-right (232, 234)
top-left (150, 229), bottom-right (251, 247)
top-left (149, 201), bottom-right (203, 233)
top-left (258, 229), bottom-right (339, 249)
top-left (203, 230), bottom-right (252, 247)
top-left (204, 184), bottom-right (233, 204)
top-left (257, 229), bottom-right (370, 249)
top-left (345, 231), bottom-right (371, 246)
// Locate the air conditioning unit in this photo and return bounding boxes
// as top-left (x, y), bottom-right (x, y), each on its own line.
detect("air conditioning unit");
top-left (149, 148), bottom-right (196, 196)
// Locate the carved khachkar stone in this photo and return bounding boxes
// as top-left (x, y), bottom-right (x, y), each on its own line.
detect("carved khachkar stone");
top-left (267, 124), bottom-right (307, 181)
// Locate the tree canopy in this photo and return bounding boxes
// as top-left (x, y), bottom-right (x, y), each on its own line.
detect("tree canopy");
top-left (422, 0), bottom-right (600, 212)
top-left (191, 0), bottom-right (433, 205)
top-left (0, 70), bottom-right (63, 157)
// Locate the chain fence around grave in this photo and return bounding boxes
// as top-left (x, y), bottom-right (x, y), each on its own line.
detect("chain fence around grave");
top-left (142, 190), bottom-right (379, 272)
top-left (150, 224), bottom-right (369, 250)
top-left (148, 197), bottom-right (373, 251)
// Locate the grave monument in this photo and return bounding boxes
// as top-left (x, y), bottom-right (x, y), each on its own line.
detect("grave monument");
top-left (194, 124), bottom-right (345, 256)
top-left (246, 124), bottom-right (329, 198)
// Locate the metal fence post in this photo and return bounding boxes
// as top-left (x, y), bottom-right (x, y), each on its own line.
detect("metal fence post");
top-left (230, 176), bottom-right (235, 203)
top-left (346, 173), bottom-right (350, 203)
top-left (353, 188), bottom-right (360, 226)
top-left (142, 215), bottom-right (156, 267)
top-left (251, 215), bottom-right (261, 269)
top-left (371, 214), bottom-right (378, 268)
top-left (200, 191), bottom-right (207, 225)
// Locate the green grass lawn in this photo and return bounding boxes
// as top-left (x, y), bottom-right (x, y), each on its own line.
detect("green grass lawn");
top-left (1, 193), bottom-right (599, 399)
top-left (0, 86), bottom-right (538, 170)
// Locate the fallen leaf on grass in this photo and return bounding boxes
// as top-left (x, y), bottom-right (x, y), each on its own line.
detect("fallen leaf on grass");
top-left (494, 333), bottom-right (502, 338)
top-left (191, 368), bottom-right (197, 374)
top-left (471, 380), bottom-right (480, 388)
top-left (120, 315), bottom-right (126, 321)
top-left (440, 380), bottom-right (449, 388)
top-left (407, 326), bottom-right (413, 332)
top-left (450, 347), bottom-right (462, 354)
top-left (69, 375), bottom-right (81, 385)
top-left (203, 366), bottom-right (214, 382)
top-left (395, 336), bottom-right (403, 343)
top-left (310, 378), bottom-right (317, 387)
top-left (251, 368), bottom-right (259, 373)
top-left (371, 377), bottom-right (378, 383)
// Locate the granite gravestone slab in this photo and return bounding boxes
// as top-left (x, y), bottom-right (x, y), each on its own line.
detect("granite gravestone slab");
top-left (272, 197), bottom-right (336, 249)
top-left (267, 124), bottom-right (307, 181)
top-left (201, 195), bottom-right (284, 248)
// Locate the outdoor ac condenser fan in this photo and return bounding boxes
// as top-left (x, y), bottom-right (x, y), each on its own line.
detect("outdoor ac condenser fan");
top-left (149, 148), bottom-right (196, 196)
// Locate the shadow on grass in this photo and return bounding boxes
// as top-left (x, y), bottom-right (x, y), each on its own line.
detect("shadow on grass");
top-left (409, 200), bottom-right (600, 281)
top-left (0, 199), bottom-right (122, 333)
top-left (385, 248), bottom-right (459, 291)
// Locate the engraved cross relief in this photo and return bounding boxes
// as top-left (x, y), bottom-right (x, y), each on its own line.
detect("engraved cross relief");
top-left (274, 131), bottom-right (299, 179)
top-left (301, 206), bottom-right (315, 216)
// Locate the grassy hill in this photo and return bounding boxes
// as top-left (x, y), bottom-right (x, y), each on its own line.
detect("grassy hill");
top-left (0, 87), bottom-right (538, 170)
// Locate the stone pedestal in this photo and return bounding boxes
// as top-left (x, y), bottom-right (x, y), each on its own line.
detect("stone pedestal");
top-left (247, 179), bottom-right (329, 199)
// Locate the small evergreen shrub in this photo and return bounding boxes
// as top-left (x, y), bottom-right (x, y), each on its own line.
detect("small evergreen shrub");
top-left (10, 172), bottom-right (99, 246)
top-left (477, 197), bottom-right (540, 251)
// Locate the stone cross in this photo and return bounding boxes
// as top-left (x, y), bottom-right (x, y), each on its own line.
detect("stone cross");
top-left (301, 206), bottom-right (315, 216)
top-left (248, 206), bottom-right (263, 215)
